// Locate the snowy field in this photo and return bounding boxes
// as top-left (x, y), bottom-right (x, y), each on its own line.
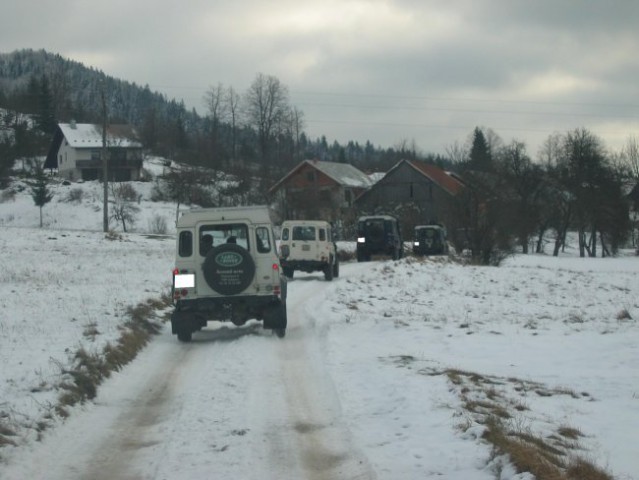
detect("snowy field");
top-left (0, 165), bottom-right (638, 479)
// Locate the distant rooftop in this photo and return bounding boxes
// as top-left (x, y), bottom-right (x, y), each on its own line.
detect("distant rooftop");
top-left (269, 159), bottom-right (373, 194)
top-left (59, 123), bottom-right (142, 148)
top-left (303, 160), bottom-right (373, 188)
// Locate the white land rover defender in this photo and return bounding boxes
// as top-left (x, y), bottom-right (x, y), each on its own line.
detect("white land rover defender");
top-left (278, 220), bottom-right (339, 281)
top-left (171, 206), bottom-right (287, 341)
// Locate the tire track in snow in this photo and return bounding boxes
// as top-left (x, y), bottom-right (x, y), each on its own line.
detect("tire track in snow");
top-left (78, 341), bottom-right (192, 480)
top-left (2, 264), bottom-right (377, 480)
top-left (262, 268), bottom-right (378, 479)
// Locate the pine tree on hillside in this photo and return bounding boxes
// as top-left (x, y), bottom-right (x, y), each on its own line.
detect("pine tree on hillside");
top-left (469, 127), bottom-right (492, 171)
top-left (36, 75), bottom-right (56, 134)
top-left (28, 161), bottom-right (54, 228)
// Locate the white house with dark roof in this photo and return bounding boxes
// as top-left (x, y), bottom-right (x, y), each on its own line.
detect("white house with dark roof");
top-left (45, 122), bottom-right (143, 181)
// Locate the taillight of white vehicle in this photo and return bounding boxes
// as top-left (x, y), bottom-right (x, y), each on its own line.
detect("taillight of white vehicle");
top-left (173, 268), bottom-right (195, 299)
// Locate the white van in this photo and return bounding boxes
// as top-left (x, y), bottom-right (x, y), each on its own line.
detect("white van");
top-left (171, 206), bottom-right (287, 341)
top-left (278, 220), bottom-right (339, 281)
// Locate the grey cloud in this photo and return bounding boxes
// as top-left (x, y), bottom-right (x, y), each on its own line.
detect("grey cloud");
top-left (1, 0), bottom-right (637, 155)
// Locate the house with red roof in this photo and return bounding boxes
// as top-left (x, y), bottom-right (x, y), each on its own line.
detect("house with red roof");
top-left (268, 159), bottom-right (374, 224)
top-left (354, 159), bottom-right (465, 233)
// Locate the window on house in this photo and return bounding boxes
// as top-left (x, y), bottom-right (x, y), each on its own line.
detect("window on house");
top-left (345, 189), bottom-right (353, 206)
top-left (410, 183), bottom-right (414, 198)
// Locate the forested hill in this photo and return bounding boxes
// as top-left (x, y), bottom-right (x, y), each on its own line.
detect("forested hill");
top-left (0, 49), bottom-right (196, 124)
top-left (0, 49), bottom-right (448, 174)
top-left (0, 49), bottom-right (198, 144)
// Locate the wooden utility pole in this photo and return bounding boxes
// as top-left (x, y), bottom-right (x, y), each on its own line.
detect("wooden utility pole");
top-left (101, 82), bottom-right (109, 232)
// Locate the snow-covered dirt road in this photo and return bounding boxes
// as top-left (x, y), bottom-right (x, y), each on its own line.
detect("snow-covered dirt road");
top-left (3, 263), bottom-right (377, 480)
top-left (4, 251), bottom-right (638, 479)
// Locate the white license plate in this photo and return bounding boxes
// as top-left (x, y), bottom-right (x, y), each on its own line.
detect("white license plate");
top-left (174, 273), bottom-right (195, 288)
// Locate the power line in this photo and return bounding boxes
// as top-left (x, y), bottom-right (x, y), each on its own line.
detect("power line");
top-left (290, 90), bottom-right (639, 110)
top-left (148, 82), bottom-right (639, 112)
top-left (293, 101), bottom-right (639, 120)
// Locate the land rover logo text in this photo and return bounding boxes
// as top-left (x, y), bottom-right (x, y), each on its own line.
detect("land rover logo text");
top-left (215, 252), bottom-right (243, 267)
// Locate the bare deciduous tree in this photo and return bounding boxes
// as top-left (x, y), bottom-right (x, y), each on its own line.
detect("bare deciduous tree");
top-left (445, 140), bottom-right (468, 165)
top-left (557, 128), bottom-right (629, 257)
top-left (622, 135), bottom-right (639, 179)
top-left (447, 170), bottom-right (515, 265)
top-left (204, 83), bottom-right (227, 168)
top-left (537, 132), bottom-right (563, 168)
top-left (159, 167), bottom-right (216, 223)
top-left (497, 140), bottom-right (543, 253)
top-left (109, 183), bottom-right (140, 232)
top-left (244, 73), bottom-right (290, 161)
top-left (290, 106), bottom-right (305, 164)
top-left (225, 86), bottom-right (241, 163)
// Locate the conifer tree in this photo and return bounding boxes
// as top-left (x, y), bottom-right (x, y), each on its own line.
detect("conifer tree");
top-left (28, 161), bottom-right (54, 227)
top-left (36, 75), bottom-right (56, 134)
top-left (469, 127), bottom-right (492, 171)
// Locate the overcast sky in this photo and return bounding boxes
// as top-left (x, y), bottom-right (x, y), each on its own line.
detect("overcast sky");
top-left (3, 0), bottom-right (638, 157)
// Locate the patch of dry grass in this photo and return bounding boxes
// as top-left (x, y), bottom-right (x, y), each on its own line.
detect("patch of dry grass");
top-left (390, 358), bottom-right (614, 480)
top-left (557, 426), bottom-right (583, 440)
top-left (55, 295), bottom-right (170, 418)
top-left (485, 418), bottom-right (612, 479)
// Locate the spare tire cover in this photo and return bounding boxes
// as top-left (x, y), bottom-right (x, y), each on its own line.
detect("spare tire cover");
top-left (202, 243), bottom-right (256, 295)
top-left (368, 224), bottom-right (384, 243)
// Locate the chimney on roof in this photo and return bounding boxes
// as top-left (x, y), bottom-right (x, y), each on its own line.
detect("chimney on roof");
top-left (70, 119), bottom-right (76, 129)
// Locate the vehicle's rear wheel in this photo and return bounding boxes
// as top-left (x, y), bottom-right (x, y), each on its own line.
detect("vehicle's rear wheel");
top-left (263, 301), bottom-right (287, 333)
top-left (324, 259), bottom-right (334, 281)
top-left (177, 329), bottom-right (192, 342)
top-left (333, 258), bottom-right (339, 278)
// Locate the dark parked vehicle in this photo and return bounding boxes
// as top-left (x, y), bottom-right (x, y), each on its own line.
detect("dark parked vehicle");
top-left (412, 224), bottom-right (449, 256)
top-left (356, 215), bottom-right (403, 261)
